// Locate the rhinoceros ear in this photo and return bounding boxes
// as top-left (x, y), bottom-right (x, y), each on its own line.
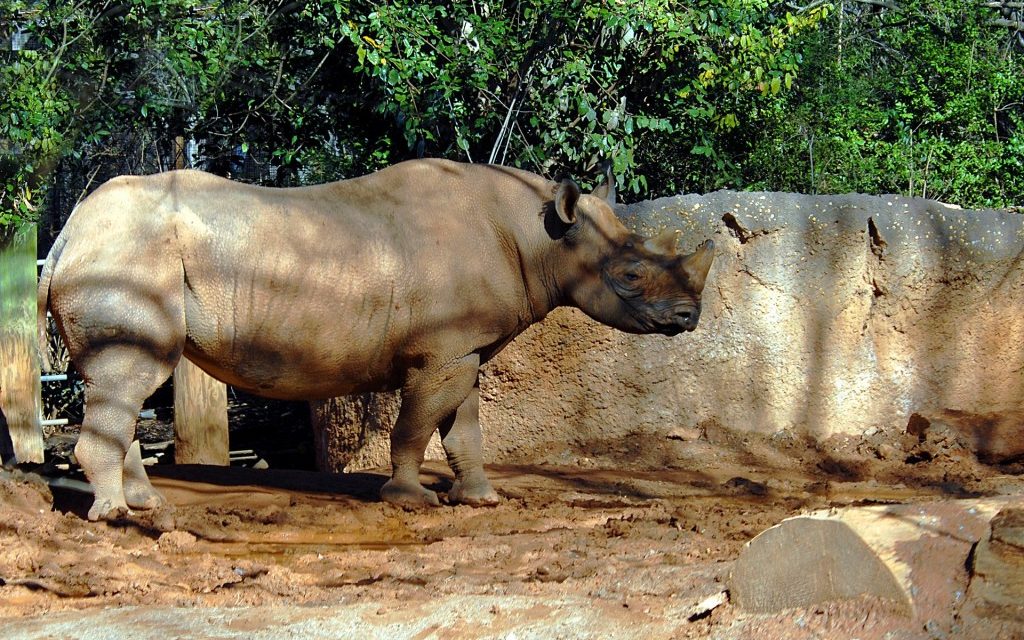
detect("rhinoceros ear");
top-left (643, 228), bottom-right (680, 256)
top-left (554, 178), bottom-right (581, 225)
top-left (590, 161), bottom-right (616, 206)
top-left (680, 239), bottom-right (715, 293)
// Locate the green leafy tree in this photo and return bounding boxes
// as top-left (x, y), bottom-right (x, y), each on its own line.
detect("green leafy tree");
top-left (5, 0), bottom-right (1019, 233)
top-left (323, 0), bottom-right (829, 193)
top-left (1, 0), bottom-right (347, 229)
top-left (3, 0), bottom-right (830, 233)
top-left (743, 0), bottom-right (1024, 207)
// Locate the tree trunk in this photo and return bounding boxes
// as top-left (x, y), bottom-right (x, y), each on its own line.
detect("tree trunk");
top-left (730, 497), bottom-right (1021, 625)
top-left (309, 392), bottom-right (402, 473)
top-left (169, 134), bottom-right (229, 466)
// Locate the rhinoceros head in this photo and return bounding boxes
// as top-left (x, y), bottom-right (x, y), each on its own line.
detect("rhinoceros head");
top-left (550, 178), bottom-right (714, 336)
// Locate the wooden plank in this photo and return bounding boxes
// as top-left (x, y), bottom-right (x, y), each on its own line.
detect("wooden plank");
top-left (0, 221), bottom-right (44, 463)
top-left (173, 358), bottom-right (229, 465)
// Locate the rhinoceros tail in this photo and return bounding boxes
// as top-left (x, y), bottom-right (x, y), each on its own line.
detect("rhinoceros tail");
top-left (37, 229), bottom-right (69, 373)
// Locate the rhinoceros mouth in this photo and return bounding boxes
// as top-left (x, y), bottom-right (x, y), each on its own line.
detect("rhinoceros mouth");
top-left (650, 304), bottom-right (701, 335)
top-left (614, 299), bottom-right (699, 336)
top-left (655, 324), bottom-right (684, 336)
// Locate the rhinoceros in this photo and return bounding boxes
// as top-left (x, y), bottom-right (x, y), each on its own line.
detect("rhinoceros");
top-left (38, 159), bottom-right (714, 520)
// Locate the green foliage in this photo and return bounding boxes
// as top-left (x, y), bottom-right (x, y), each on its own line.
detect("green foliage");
top-left (742, 1), bottom-right (1024, 208)
top-left (1, 0), bottom-right (333, 227)
top-left (1, 0), bottom-right (1019, 232)
top-left (325, 0), bottom-right (828, 193)
top-left (0, 1), bottom-right (70, 226)
top-left (2, 0), bottom-right (826, 229)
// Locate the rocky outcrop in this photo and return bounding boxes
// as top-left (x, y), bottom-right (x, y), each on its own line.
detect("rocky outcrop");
top-left (313, 192), bottom-right (1024, 471)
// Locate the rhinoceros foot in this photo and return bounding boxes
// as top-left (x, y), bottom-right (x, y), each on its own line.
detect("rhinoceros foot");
top-left (447, 477), bottom-right (500, 506)
top-left (87, 499), bottom-right (130, 523)
top-left (125, 484), bottom-right (166, 511)
top-left (123, 440), bottom-right (166, 511)
top-left (380, 479), bottom-right (441, 508)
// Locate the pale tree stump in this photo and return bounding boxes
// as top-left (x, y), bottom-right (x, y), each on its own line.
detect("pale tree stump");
top-left (729, 497), bottom-right (1023, 630)
top-left (0, 222), bottom-right (43, 464)
top-left (168, 138), bottom-right (228, 467)
top-left (173, 359), bottom-right (228, 465)
top-left (729, 517), bottom-right (910, 614)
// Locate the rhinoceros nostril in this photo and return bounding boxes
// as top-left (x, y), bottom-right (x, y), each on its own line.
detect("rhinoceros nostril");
top-left (674, 309), bottom-right (698, 331)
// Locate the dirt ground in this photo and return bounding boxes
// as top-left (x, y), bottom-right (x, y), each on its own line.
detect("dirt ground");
top-left (2, 410), bottom-right (1023, 639)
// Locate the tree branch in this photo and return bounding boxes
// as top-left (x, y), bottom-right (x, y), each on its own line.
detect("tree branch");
top-left (990, 17), bottom-right (1024, 29)
top-left (785, 0), bottom-right (830, 13)
top-left (850, 0), bottom-right (901, 8)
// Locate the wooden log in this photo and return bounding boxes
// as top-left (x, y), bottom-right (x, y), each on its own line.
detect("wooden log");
top-left (0, 222), bottom-right (44, 464)
top-left (729, 497), bottom-right (1022, 623)
top-left (173, 358), bottom-right (229, 465)
top-left (730, 516), bottom-right (910, 615)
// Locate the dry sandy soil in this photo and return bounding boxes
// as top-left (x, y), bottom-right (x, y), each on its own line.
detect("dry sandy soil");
top-left (2, 415), bottom-right (1023, 639)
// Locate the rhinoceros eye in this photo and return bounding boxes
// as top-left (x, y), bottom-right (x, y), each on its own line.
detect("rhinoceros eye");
top-left (624, 271), bottom-right (641, 282)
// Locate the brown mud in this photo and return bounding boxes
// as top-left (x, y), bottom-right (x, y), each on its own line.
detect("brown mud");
top-left (2, 418), bottom-right (1023, 639)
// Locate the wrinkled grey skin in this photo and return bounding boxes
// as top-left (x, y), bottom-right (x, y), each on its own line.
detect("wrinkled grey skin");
top-left (38, 159), bottom-right (715, 521)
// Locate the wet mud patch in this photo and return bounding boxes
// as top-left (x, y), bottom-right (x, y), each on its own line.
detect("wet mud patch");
top-left (2, 423), bottom-right (1023, 638)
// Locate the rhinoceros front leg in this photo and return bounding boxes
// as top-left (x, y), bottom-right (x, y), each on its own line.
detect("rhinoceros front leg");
top-left (381, 354), bottom-right (479, 508)
top-left (440, 382), bottom-right (499, 506)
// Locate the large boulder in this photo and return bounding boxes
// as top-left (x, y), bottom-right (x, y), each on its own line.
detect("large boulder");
top-left (313, 192), bottom-right (1024, 471)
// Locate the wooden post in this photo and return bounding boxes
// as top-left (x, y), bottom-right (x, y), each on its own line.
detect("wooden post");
top-left (173, 359), bottom-right (229, 465)
top-left (170, 135), bottom-right (230, 465)
top-left (0, 222), bottom-right (44, 464)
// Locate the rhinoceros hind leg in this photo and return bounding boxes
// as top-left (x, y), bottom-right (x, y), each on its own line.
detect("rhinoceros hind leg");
top-left (123, 440), bottom-right (165, 510)
top-left (380, 479), bottom-right (441, 507)
top-left (447, 477), bottom-right (499, 506)
top-left (75, 348), bottom-right (179, 521)
top-left (439, 385), bottom-right (499, 506)
top-left (76, 404), bottom-right (133, 522)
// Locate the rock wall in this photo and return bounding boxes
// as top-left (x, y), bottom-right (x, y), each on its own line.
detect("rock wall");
top-left (313, 192), bottom-right (1024, 471)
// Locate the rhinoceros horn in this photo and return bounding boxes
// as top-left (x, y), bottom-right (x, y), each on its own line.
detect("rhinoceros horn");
top-left (643, 227), bottom-right (680, 256)
top-left (680, 239), bottom-right (715, 292)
